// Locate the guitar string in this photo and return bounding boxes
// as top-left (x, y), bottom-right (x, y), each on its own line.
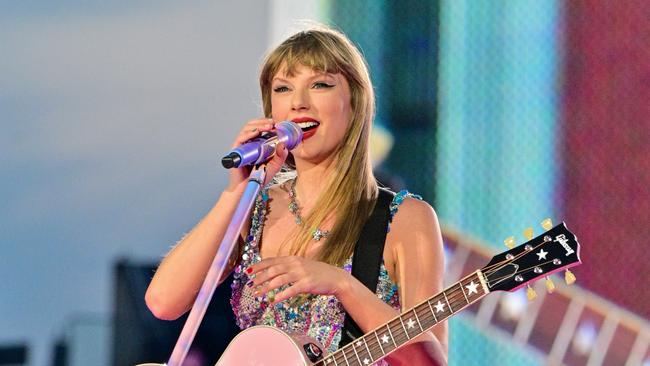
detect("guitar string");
top-left (481, 234), bottom-right (560, 277)
top-left (326, 276), bottom-right (480, 365)
top-left (329, 246), bottom-right (563, 366)
top-left (330, 232), bottom-right (571, 365)
top-left (482, 258), bottom-right (563, 286)
top-left (327, 291), bottom-right (473, 366)
top-left (323, 287), bottom-right (469, 366)
top-left (367, 291), bottom-right (472, 365)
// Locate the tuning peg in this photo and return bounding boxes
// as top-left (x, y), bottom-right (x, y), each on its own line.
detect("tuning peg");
top-left (565, 269), bottom-right (576, 285)
top-left (523, 227), bottom-right (534, 240)
top-left (526, 284), bottom-right (537, 301)
top-left (541, 218), bottom-right (553, 231)
top-left (504, 236), bottom-right (516, 249)
top-left (545, 277), bottom-right (555, 293)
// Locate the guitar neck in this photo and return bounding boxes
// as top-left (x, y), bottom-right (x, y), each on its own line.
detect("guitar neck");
top-left (316, 271), bottom-right (490, 366)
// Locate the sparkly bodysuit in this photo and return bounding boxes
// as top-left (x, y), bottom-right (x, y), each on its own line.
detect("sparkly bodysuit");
top-left (230, 186), bottom-right (421, 359)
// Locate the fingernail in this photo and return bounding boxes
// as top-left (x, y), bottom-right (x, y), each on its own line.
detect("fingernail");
top-left (246, 281), bottom-right (254, 287)
top-left (246, 267), bottom-right (253, 274)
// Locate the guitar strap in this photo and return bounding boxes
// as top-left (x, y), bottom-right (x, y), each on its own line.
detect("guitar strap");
top-left (339, 187), bottom-right (395, 347)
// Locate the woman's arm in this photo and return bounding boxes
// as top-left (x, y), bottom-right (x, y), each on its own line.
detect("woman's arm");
top-left (145, 186), bottom-right (247, 320)
top-left (145, 118), bottom-right (287, 320)
top-left (335, 197), bottom-right (448, 365)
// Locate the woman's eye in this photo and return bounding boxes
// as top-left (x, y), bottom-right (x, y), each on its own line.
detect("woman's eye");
top-left (313, 82), bottom-right (334, 89)
top-left (273, 86), bottom-right (290, 93)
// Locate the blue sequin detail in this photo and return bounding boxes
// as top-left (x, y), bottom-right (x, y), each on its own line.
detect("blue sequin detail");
top-left (387, 189), bottom-right (422, 232)
top-left (230, 187), bottom-right (418, 355)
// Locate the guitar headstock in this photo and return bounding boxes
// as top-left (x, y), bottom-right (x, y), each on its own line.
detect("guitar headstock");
top-left (481, 220), bottom-right (581, 295)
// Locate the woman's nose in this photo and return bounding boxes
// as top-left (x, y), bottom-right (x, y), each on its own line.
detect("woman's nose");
top-left (291, 89), bottom-right (310, 111)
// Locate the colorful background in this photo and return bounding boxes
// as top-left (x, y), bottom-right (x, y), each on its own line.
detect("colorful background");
top-left (2, 1), bottom-right (648, 365)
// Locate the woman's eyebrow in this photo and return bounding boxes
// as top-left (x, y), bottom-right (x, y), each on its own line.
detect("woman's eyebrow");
top-left (310, 72), bottom-right (336, 79)
top-left (271, 72), bottom-right (337, 84)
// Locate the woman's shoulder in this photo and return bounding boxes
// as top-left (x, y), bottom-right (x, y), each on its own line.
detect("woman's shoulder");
top-left (385, 190), bottom-right (441, 246)
top-left (384, 189), bottom-right (436, 226)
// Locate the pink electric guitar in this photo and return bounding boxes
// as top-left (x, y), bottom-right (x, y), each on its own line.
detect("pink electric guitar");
top-left (139, 220), bottom-right (581, 366)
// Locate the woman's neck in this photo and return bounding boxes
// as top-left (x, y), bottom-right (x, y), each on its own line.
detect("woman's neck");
top-left (292, 155), bottom-right (336, 210)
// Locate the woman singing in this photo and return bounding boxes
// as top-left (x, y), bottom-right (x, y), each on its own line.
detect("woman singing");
top-left (145, 24), bottom-right (448, 366)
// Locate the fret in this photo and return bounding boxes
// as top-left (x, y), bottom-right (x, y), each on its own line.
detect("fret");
top-left (412, 308), bottom-right (424, 332)
top-left (442, 290), bottom-right (453, 313)
top-left (427, 299), bottom-right (438, 323)
top-left (421, 304), bottom-right (439, 329)
top-left (459, 281), bottom-right (469, 304)
top-left (398, 317), bottom-right (411, 340)
top-left (374, 331), bottom-right (385, 355)
top-left (326, 354), bottom-right (338, 366)
top-left (392, 318), bottom-right (410, 345)
top-left (385, 324), bottom-right (397, 348)
top-left (351, 340), bottom-right (373, 366)
top-left (363, 336), bottom-right (381, 362)
top-left (341, 347), bottom-right (350, 366)
top-left (400, 311), bottom-right (420, 339)
top-left (351, 342), bottom-right (362, 366)
top-left (361, 337), bottom-right (374, 364)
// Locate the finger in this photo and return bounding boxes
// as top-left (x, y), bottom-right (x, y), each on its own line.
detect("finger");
top-left (244, 120), bottom-right (274, 133)
top-left (246, 256), bottom-right (295, 275)
top-left (233, 127), bottom-right (273, 146)
top-left (253, 273), bottom-right (294, 295)
top-left (246, 118), bottom-right (274, 129)
top-left (270, 282), bottom-right (304, 304)
top-left (275, 142), bottom-right (288, 160)
top-left (232, 119), bottom-right (274, 147)
top-left (267, 142), bottom-right (288, 170)
top-left (246, 117), bottom-right (274, 126)
top-left (249, 264), bottom-right (287, 287)
top-left (262, 145), bottom-right (288, 186)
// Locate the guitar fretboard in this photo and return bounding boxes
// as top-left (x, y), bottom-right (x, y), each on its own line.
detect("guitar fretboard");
top-left (315, 271), bottom-right (489, 366)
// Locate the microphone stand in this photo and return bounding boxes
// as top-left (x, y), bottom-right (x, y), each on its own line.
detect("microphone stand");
top-left (166, 164), bottom-right (267, 366)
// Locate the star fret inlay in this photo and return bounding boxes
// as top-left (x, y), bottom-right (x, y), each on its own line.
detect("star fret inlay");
top-left (434, 300), bottom-right (445, 313)
top-left (406, 318), bottom-right (416, 329)
top-left (381, 334), bottom-right (390, 344)
top-left (465, 280), bottom-right (479, 295)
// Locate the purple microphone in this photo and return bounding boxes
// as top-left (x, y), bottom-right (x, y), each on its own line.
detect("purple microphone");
top-left (221, 121), bottom-right (303, 169)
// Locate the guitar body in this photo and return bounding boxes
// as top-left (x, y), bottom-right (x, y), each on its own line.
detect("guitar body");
top-left (136, 326), bottom-right (323, 366)
top-left (216, 325), bottom-right (323, 365)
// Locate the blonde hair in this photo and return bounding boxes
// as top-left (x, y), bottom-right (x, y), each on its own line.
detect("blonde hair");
top-left (259, 24), bottom-right (378, 266)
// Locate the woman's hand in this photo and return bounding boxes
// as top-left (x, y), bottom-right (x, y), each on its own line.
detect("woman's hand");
top-left (245, 256), bottom-right (351, 304)
top-left (226, 118), bottom-right (289, 193)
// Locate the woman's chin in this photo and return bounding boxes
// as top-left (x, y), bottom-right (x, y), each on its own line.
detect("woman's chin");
top-left (291, 146), bottom-right (337, 167)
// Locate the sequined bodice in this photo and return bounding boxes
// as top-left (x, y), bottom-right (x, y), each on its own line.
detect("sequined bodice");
top-left (230, 187), bottom-right (420, 354)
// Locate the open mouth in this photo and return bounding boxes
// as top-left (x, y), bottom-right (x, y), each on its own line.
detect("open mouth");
top-left (294, 120), bottom-right (320, 132)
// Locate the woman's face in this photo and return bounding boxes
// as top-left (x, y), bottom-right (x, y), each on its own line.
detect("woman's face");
top-left (270, 64), bottom-right (352, 165)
